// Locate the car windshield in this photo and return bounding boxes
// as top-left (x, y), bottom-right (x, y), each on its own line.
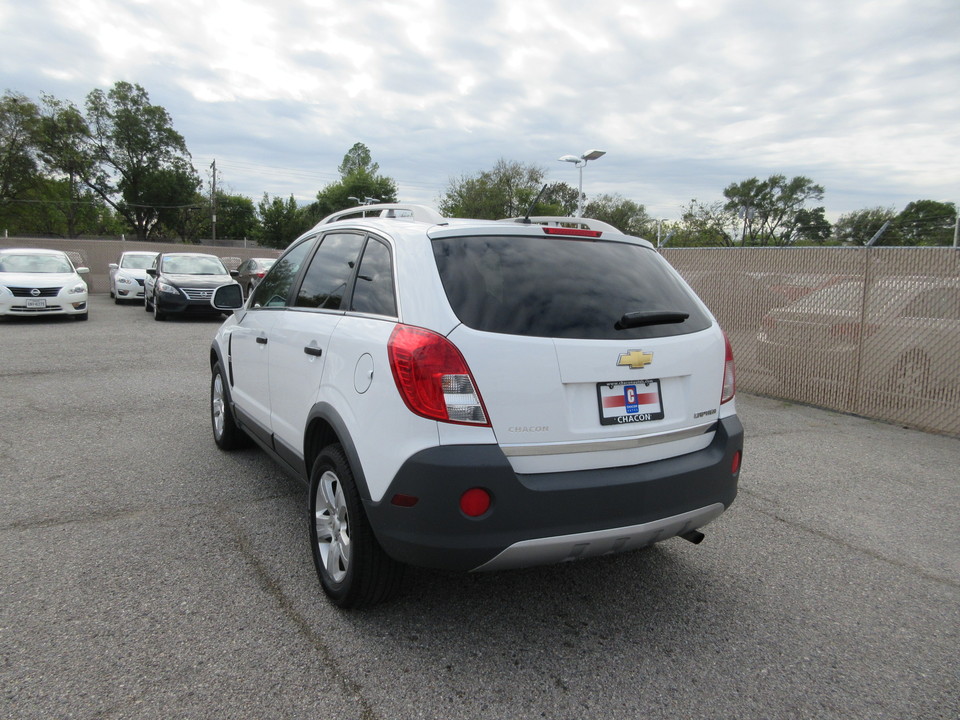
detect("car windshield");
top-left (161, 255), bottom-right (227, 275)
top-left (432, 234), bottom-right (712, 340)
top-left (0, 253), bottom-right (73, 273)
top-left (120, 254), bottom-right (157, 270)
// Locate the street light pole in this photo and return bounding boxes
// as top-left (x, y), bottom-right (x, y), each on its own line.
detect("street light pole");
top-left (558, 150), bottom-right (605, 217)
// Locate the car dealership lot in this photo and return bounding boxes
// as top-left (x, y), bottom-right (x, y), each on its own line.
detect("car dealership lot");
top-left (1, 294), bottom-right (957, 719)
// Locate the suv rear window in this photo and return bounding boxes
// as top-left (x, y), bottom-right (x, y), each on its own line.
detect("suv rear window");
top-left (432, 235), bottom-right (712, 340)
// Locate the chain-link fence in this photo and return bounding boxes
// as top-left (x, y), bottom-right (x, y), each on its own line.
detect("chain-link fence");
top-left (664, 246), bottom-right (960, 436)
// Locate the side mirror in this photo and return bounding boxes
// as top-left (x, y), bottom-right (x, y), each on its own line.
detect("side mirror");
top-left (108, 263), bottom-right (119, 270)
top-left (230, 270), bottom-right (240, 278)
top-left (76, 267), bottom-right (90, 275)
top-left (146, 268), bottom-right (157, 277)
top-left (212, 283), bottom-right (244, 311)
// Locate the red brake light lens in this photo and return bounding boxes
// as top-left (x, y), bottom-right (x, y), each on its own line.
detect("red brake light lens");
top-left (388, 325), bottom-right (490, 425)
top-left (542, 227), bottom-right (602, 238)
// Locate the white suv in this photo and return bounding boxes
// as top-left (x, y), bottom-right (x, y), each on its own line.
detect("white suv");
top-left (209, 204), bottom-right (743, 608)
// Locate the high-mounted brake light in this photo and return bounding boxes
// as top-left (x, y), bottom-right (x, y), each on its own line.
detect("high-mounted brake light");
top-left (721, 330), bottom-right (736, 404)
top-left (388, 325), bottom-right (490, 426)
top-left (542, 227), bottom-right (603, 238)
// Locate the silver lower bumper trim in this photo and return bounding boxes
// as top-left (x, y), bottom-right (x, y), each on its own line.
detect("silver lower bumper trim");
top-left (472, 503), bottom-right (726, 572)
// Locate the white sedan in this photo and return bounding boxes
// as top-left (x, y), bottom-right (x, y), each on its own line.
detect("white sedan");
top-left (0, 248), bottom-right (90, 320)
top-left (109, 250), bottom-right (158, 303)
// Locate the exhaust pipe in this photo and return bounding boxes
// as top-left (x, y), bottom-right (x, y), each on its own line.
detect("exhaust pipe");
top-left (680, 530), bottom-right (705, 545)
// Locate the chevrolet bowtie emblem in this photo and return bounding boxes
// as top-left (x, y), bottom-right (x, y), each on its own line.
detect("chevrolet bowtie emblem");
top-left (617, 350), bottom-right (654, 370)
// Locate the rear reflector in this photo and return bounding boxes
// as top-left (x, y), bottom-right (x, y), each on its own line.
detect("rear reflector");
top-left (460, 488), bottom-right (491, 517)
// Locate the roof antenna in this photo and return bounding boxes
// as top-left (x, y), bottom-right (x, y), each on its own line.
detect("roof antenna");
top-left (520, 184), bottom-right (550, 224)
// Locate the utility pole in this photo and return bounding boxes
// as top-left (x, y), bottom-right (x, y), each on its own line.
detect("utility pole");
top-left (210, 160), bottom-right (217, 243)
top-left (954, 206), bottom-right (958, 248)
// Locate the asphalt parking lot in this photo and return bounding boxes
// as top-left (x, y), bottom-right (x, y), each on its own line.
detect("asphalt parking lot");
top-left (1, 294), bottom-right (957, 720)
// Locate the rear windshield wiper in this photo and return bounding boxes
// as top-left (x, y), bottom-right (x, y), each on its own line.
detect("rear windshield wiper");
top-left (615, 311), bottom-right (690, 330)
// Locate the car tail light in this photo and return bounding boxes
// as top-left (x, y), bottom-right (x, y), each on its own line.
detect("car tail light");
top-left (721, 331), bottom-right (736, 404)
top-left (388, 325), bottom-right (490, 426)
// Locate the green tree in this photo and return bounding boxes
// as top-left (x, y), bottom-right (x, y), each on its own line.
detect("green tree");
top-left (84, 81), bottom-right (199, 240)
top-left (35, 94), bottom-right (99, 237)
top-left (583, 194), bottom-right (653, 237)
top-left (308, 142), bottom-right (399, 221)
top-left (0, 91), bottom-right (40, 210)
top-left (209, 192), bottom-right (258, 240)
top-left (722, 174), bottom-right (825, 246)
top-left (440, 159), bottom-right (548, 219)
top-left (338, 141), bottom-right (379, 177)
top-left (833, 207), bottom-right (898, 246)
top-left (256, 193), bottom-right (312, 249)
top-left (895, 200), bottom-right (956, 246)
top-left (671, 199), bottom-right (738, 247)
top-left (793, 207), bottom-right (832, 244)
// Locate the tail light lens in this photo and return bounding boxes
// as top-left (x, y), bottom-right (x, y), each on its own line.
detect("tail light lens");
top-left (721, 331), bottom-right (736, 404)
top-left (388, 325), bottom-right (490, 426)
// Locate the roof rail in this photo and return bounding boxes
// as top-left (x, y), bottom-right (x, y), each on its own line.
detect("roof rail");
top-left (498, 216), bottom-right (622, 234)
top-left (318, 203), bottom-right (448, 226)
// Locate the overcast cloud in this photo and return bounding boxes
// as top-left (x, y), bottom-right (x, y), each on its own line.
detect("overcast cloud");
top-left (3, 0), bottom-right (958, 220)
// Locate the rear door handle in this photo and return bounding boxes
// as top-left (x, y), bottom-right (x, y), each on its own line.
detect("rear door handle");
top-left (304, 346), bottom-right (322, 357)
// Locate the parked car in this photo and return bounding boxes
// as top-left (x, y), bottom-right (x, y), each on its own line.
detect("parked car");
top-left (235, 257), bottom-right (277, 298)
top-left (0, 248), bottom-right (89, 321)
top-left (144, 252), bottom-right (238, 321)
top-left (757, 276), bottom-right (960, 402)
top-left (109, 250), bottom-right (158, 304)
top-left (208, 204), bottom-right (743, 608)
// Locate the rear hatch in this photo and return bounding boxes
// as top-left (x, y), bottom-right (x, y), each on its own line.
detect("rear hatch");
top-left (432, 228), bottom-right (726, 473)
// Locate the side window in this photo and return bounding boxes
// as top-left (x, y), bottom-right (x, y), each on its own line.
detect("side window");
top-left (351, 238), bottom-right (397, 316)
top-left (295, 232), bottom-right (366, 310)
top-left (250, 237), bottom-right (316, 308)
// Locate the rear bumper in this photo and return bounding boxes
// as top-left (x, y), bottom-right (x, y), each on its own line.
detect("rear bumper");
top-left (365, 415), bottom-right (743, 572)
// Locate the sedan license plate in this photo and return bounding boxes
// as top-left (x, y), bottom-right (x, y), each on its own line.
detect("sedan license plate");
top-left (26, 298), bottom-right (47, 309)
top-left (598, 379), bottom-right (664, 425)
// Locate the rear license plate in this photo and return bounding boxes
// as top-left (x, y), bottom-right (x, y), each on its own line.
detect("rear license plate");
top-left (597, 379), bottom-right (664, 425)
top-left (26, 298), bottom-right (47, 309)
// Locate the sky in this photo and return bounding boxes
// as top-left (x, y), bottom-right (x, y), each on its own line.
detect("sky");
top-left (2, 0), bottom-right (958, 221)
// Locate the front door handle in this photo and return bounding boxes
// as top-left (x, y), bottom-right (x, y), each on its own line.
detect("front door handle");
top-left (304, 346), bottom-right (322, 357)
top-left (256, 336), bottom-right (268, 345)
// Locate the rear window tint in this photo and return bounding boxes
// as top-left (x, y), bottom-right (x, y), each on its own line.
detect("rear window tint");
top-left (432, 235), bottom-right (712, 340)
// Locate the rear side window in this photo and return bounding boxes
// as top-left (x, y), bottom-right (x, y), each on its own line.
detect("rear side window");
top-left (351, 238), bottom-right (396, 316)
top-left (432, 235), bottom-right (712, 340)
top-left (295, 232), bottom-right (366, 310)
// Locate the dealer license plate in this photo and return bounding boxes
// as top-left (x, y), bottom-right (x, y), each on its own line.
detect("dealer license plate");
top-left (597, 379), bottom-right (664, 425)
top-left (26, 298), bottom-right (47, 309)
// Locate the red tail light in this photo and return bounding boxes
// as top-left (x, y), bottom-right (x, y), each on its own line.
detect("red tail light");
top-left (388, 325), bottom-right (490, 426)
top-left (721, 331), bottom-right (736, 404)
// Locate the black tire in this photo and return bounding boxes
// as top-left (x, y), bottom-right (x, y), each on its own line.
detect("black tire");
top-left (153, 296), bottom-right (166, 321)
top-left (144, 294), bottom-right (152, 312)
top-left (74, 312), bottom-right (88, 321)
top-left (308, 444), bottom-right (404, 608)
top-left (210, 362), bottom-right (249, 450)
